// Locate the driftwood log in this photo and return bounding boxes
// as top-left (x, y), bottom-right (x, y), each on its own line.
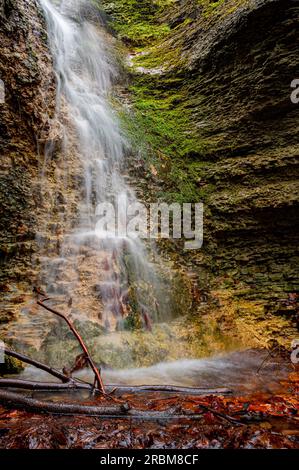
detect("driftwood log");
top-left (0, 389), bottom-right (238, 422)
top-left (0, 378), bottom-right (232, 396)
top-left (0, 378), bottom-right (91, 392)
top-left (108, 385), bottom-right (232, 395)
top-left (0, 389), bottom-right (129, 416)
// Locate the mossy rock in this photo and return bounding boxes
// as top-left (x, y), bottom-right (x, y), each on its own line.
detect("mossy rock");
top-left (0, 355), bottom-right (24, 375)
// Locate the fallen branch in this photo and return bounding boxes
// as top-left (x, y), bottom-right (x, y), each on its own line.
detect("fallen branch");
top-left (0, 378), bottom-right (231, 396)
top-left (196, 403), bottom-right (244, 425)
top-left (4, 348), bottom-right (73, 384)
top-left (0, 378), bottom-right (92, 392)
top-left (37, 296), bottom-right (105, 393)
top-left (0, 390), bottom-right (211, 420)
top-left (0, 390), bottom-right (127, 416)
top-left (108, 385), bottom-right (232, 395)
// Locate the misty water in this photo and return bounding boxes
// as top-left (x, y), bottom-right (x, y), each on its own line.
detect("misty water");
top-left (20, 349), bottom-right (290, 394)
top-left (38, 0), bottom-right (174, 329)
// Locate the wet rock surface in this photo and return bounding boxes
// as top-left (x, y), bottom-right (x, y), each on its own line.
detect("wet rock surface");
top-left (106, 0), bottom-right (299, 347)
top-left (0, 0), bottom-right (55, 324)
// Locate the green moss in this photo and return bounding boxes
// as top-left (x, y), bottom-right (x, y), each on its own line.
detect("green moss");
top-left (99, 0), bottom-right (172, 46)
top-left (0, 355), bottom-right (24, 375)
top-left (122, 307), bottom-right (143, 331)
top-left (196, 0), bottom-right (249, 18)
top-left (102, 2), bottom-right (222, 203)
top-left (197, 0), bottom-right (226, 16)
top-left (101, 1), bottom-right (207, 204)
top-left (118, 71), bottom-right (214, 202)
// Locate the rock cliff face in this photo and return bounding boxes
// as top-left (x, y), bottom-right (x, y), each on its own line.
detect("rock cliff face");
top-left (0, 0), bottom-right (55, 324)
top-left (0, 0), bottom-right (95, 346)
top-left (102, 0), bottom-right (299, 347)
top-left (162, 0), bottom-right (299, 303)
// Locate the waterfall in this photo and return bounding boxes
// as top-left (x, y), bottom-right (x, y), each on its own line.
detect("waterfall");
top-left (35, 0), bottom-right (173, 342)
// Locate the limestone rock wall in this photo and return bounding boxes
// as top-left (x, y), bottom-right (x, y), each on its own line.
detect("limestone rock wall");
top-left (171, 0), bottom-right (299, 302)
top-left (102, 0), bottom-right (299, 346)
top-left (0, 0), bottom-right (55, 323)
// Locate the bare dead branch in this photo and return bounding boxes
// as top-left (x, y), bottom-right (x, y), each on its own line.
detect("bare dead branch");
top-left (108, 385), bottom-right (232, 395)
top-left (0, 378), bottom-right (232, 396)
top-left (0, 390), bottom-right (128, 416)
top-left (196, 403), bottom-right (244, 425)
top-left (4, 348), bottom-right (72, 384)
top-left (0, 390), bottom-right (213, 420)
top-left (0, 378), bottom-right (92, 392)
top-left (37, 297), bottom-right (105, 393)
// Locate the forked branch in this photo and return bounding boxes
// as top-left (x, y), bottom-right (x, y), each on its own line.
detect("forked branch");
top-left (36, 296), bottom-right (105, 394)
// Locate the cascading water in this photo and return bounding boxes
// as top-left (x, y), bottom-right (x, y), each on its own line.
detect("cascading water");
top-left (26, 0), bottom-right (176, 356)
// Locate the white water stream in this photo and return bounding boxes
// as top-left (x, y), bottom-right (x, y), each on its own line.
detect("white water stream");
top-left (37, 0), bottom-right (173, 336)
